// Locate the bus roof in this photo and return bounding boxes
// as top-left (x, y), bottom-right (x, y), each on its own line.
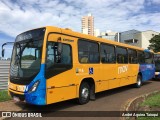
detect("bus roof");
top-left (25, 26), bottom-right (151, 52)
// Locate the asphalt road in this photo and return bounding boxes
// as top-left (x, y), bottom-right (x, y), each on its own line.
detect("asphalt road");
top-left (8, 79), bottom-right (160, 120)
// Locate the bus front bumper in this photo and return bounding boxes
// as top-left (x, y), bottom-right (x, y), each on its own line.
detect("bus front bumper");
top-left (8, 88), bottom-right (46, 105)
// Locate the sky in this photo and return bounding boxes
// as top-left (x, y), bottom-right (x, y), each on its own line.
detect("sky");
top-left (0, 0), bottom-right (160, 58)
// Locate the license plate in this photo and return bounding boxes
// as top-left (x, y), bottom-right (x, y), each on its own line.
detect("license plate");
top-left (13, 96), bottom-right (20, 102)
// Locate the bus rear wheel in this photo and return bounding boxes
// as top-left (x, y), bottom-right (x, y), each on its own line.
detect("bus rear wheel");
top-left (78, 82), bottom-right (90, 104)
top-left (134, 75), bottom-right (142, 88)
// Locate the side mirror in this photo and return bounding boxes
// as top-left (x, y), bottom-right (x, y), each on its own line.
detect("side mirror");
top-left (1, 42), bottom-right (14, 58)
top-left (2, 49), bottom-right (5, 57)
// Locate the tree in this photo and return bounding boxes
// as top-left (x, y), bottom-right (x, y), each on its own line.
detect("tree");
top-left (22, 55), bottom-right (35, 60)
top-left (148, 34), bottom-right (160, 52)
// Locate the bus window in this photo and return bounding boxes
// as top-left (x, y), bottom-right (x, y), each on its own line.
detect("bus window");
top-left (145, 52), bottom-right (153, 64)
top-left (100, 43), bottom-right (116, 63)
top-left (154, 53), bottom-right (160, 72)
top-left (46, 42), bottom-right (72, 78)
top-left (116, 47), bottom-right (128, 64)
top-left (78, 39), bottom-right (99, 63)
top-left (128, 49), bottom-right (137, 64)
top-left (138, 51), bottom-right (145, 64)
top-left (46, 42), bottom-right (72, 68)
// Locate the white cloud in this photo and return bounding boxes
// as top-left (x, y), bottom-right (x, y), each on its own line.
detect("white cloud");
top-left (0, 0), bottom-right (160, 39)
top-left (152, 0), bottom-right (160, 4)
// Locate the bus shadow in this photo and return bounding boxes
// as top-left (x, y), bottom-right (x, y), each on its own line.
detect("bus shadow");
top-left (18, 99), bottom-right (78, 113)
top-left (151, 79), bottom-right (160, 82)
top-left (95, 81), bottom-right (152, 99)
top-left (14, 81), bottom-right (153, 114)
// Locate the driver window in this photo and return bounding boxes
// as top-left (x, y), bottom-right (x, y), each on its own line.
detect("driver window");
top-left (45, 41), bottom-right (72, 79)
top-left (46, 42), bottom-right (72, 68)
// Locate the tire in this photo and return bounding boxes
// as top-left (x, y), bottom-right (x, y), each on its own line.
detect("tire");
top-left (78, 82), bottom-right (90, 104)
top-left (134, 75), bottom-right (142, 88)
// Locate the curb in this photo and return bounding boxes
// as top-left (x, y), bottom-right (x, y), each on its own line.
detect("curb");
top-left (120, 90), bottom-right (160, 120)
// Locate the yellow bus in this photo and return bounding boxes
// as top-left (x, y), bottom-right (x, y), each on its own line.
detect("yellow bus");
top-left (2, 26), bottom-right (155, 105)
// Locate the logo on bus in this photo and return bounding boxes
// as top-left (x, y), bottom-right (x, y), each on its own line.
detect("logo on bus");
top-left (89, 67), bottom-right (93, 74)
top-left (118, 65), bottom-right (128, 74)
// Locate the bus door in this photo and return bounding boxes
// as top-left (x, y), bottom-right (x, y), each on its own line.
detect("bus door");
top-left (45, 34), bottom-right (77, 104)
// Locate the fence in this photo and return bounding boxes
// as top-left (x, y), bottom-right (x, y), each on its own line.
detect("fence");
top-left (0, 60), bottom-right (10, 90)
top-left (0, 60), bottom-right (35, 90)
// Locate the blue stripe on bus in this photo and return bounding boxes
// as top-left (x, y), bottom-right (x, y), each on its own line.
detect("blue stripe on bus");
top-left (24, 64), bottom-right (46, 105)
top-left (139, 64), bottom-right (155, 81)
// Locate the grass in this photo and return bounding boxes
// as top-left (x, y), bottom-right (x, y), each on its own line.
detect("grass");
top-left (0, 90), bottom-right (11, 102)
top-left (137, 93), bottom-right (160, 120)
top-left (141, 93), bottom-right (160, 107)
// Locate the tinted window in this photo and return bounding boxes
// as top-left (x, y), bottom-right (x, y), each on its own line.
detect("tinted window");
top-left (145, 52), bottom-right (153, 64)
top-left (45, 41), bottom-right (72, 79)
top-left (46, 42), bottom-right (72, 68)
top-left (154, 54), bottom-right (160, 71)
top-left (100, 44), bottom-right (116, 63)
top-left (138, 51), bottom-right (145, 64)
top-left (154, 54), bottom-right (160, 64)
top-left (116, 47), bottom-right (128, 63)
top-left (128, 49), bottom-right (138, 64)
top-left (78, 39), bottom-right (99, 63)
top-left (16, 28), bottom-right (45, 42)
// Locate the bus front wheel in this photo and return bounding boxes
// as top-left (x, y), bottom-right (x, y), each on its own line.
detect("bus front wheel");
top-left (134, 75), bottom-right (142, 88)
top-left (78, 82), bottom-right (90, 104)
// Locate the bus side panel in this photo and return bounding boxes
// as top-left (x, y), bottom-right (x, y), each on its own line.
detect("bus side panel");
top-left (75, 64), bottom-right (101, 94)
top-left (46, 34), bottom-right (77, 104)
top-left (118, 64), bottom-right (129, 87)
top-left (46, 73), bottom-right (77, 104)
top-left (95, 64), bottom-right (110, 92)
top-left (139, 64), bottom-right (155, 81)
top-left (103, 64), bottom-right (118, 90)
top-left (128, 64), bottom-right (139, 84)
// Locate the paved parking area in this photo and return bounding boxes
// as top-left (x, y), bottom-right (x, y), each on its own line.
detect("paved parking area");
top-left (2, 80), bottom-right (160, 120)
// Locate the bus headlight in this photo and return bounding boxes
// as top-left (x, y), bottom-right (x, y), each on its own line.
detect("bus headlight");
top-left (28, 81), bottom-right (40, 93)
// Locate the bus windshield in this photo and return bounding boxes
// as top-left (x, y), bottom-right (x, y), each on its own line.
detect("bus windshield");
top-left (10, 28), bottom-right (45, 78)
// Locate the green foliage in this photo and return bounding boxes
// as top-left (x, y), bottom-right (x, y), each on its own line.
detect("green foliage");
top-left (138, 93), bottom-right (160, 120)
top-left (0, 90), bottom-right (11, 102)
top-left (141, 93), bottom-right (160, 107)
top-left (148, 34), bottom-right (160, 52)
top-left (22, 55), bottom-right (35, 60)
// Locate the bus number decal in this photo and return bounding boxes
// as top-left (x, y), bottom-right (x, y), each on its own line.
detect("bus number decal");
top-left (118, 65), bottom-right (128, 74)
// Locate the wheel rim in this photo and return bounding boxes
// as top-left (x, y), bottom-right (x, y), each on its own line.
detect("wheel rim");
top-left (81, 88), bottom-right (89, 99)
top-left (137, 77), bottom-right (141, 86)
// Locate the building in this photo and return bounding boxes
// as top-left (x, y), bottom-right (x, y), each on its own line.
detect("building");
top-left (98, 31), bottom-right (117, 41)
top-left (94, 29), bottom-right (100, 37)
top-left (81, 13), bottom-right (94, 36)
top-left (119, 30), bottom-right (159, 49)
